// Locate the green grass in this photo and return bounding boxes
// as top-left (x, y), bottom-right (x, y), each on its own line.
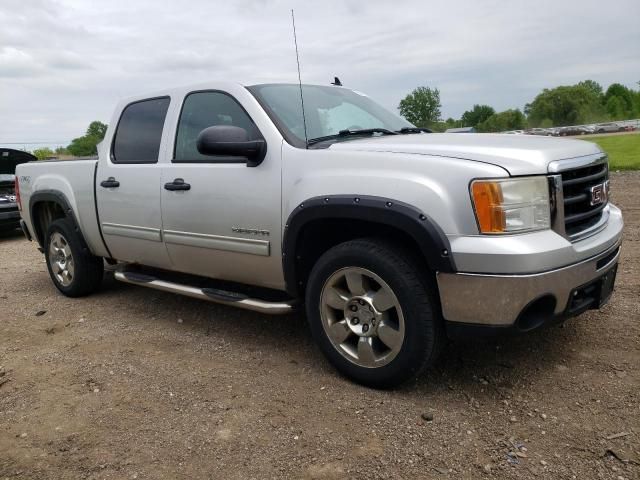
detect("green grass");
top-left (583, 133), bottom-right (640, 170)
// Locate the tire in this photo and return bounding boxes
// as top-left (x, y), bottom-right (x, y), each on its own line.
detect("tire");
top-left (44, 217), bottom-right (104, 297)
top-left (305, 238), bottom-right (444, 388)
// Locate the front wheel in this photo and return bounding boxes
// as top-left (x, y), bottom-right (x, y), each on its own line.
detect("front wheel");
top-left (305, 239), bottom-right (444, 388)
top-left (45, 218), bottom-right (104, 297)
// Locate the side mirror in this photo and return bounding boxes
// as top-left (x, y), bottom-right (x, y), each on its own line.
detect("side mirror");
top-left (196, 125), bottom-right (267, 167)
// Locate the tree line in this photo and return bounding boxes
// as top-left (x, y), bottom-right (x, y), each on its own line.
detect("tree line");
top-left (31, 79), bottom-right (639, 159)
top-left (398, 80), bottom-right (640, 132)
top-left (33, 121), bottom-right (108, 160)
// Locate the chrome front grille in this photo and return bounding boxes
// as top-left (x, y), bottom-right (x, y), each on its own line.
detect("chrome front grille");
top-left (549, 154), bottom-right (610, 241)
top-left (561, 162), bottom-right (609, 236)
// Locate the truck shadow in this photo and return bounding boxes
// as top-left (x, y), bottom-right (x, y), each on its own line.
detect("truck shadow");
top-left (0, 228), bottom-right (23, 241)
top-left (425, 328), bottom-right (576, 396)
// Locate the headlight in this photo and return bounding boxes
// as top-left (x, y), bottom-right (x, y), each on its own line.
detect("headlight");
top-left (470, 177), bottom-right (550, 234)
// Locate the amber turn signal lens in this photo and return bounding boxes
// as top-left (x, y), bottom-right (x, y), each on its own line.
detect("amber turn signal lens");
top-left (471, 181), bottom-right (505, 233)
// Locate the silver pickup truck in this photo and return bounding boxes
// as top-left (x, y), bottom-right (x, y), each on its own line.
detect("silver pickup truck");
top-left (16, 81), bottom-right (623, 387)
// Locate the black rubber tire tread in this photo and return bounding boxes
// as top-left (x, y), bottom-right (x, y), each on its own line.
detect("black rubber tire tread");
top-left (305, 238), bottom-right (444, 388)
top-left (44, 217), bottom-right (104, 297)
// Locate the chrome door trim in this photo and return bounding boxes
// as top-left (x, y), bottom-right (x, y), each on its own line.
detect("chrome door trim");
top-left (162, 229), bottom-right (270, 256)
top-left (102, 222), bottom-right (162, 242)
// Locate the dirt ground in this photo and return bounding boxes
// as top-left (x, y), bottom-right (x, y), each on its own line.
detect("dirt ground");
top-left (1, 173), bottom-right (638, 480)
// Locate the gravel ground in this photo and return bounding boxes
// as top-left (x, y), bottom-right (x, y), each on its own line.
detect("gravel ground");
top-left (1, 172), bottom-right (638, 480)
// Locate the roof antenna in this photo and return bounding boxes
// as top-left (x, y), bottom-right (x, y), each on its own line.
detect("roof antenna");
top-left (291, 9), bottom-right (309, 149)
top-left (331, 77), bottom-right (342, 86)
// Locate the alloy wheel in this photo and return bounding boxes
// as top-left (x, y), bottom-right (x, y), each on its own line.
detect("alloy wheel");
top-left (49, 232), bottom-right (75, 287)
top-left (319, 267), bottom-right (405, 368)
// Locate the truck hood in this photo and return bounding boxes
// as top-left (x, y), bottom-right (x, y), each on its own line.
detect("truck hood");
top-left (328, 133), bottom-right (603, 175)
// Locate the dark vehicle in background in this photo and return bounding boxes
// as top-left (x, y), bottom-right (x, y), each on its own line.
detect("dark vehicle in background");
top-left (557, 126), bottom-right (592, 136)
top-left (0, 149), bottom-right (36, 231)
top-left (595, 123), bottom-right (625, 134)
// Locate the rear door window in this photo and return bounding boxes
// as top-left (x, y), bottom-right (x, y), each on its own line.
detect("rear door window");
top-left (112, 97), bottom-right (170, 164)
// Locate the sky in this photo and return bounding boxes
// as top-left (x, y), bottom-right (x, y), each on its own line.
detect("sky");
top-left (1, 0), bottom-right (639, 149)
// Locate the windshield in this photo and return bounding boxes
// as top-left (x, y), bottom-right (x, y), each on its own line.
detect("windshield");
top-left (248, 84), bottom-right (413, 147)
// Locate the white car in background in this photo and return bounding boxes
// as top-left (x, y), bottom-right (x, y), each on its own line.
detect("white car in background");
top-left (594, 123), bottom-right (626, 134)
top-left (525, 128), bottom-right (553, 136)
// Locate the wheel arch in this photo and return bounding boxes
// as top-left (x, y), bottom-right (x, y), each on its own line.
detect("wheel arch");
top-left (29, 190), bottom-right (83, 249)
top-left (282, 195), bottom-right (455, 297)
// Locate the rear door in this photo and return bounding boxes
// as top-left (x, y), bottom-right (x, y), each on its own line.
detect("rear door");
top-left (159, 89), bottom-right (283, 289)
top-left (96, 96), bottom-right (173, 269)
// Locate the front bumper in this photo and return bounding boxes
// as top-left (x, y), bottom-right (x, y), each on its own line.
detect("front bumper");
top-left (437, 211), bottom-right (623, 331)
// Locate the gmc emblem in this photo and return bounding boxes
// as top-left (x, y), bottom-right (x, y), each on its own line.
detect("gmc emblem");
top-left (590, 182), bottom-right (608, 206)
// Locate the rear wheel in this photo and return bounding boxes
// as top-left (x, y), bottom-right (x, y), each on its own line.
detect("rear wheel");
top-left (45, 218), bottom-right (104, 297)
top-left (305, 239), bottom-right (443, 388)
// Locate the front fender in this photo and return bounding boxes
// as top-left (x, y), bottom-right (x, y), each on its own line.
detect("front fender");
top-left (282, 194), bottom-right (456, 295)
top-left (282, 148), bottom-right (509, 237)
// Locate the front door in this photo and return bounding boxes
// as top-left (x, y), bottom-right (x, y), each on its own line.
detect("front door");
top-left (96, 96), bottom-right (173, 269)
top-left (160, 90), bottom-right (282, 289)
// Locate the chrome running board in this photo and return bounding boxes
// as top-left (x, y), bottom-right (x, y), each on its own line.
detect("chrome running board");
top-left (114, 270), bottom-right (296, 315)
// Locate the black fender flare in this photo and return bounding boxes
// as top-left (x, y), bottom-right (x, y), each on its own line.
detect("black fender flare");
top-left (282, 195), bottom-right (455, 296)
top-left (28, 190), bottom-right (91, 252)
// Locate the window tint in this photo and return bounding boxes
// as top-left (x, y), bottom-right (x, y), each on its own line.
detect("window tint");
top-left (112, 97), bottom-right (170, 164)
top-left (174, 91), bottom-right (261, 162)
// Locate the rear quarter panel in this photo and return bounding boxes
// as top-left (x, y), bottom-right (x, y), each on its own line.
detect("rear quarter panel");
top-left (17, 160), bottom-right (109, 257)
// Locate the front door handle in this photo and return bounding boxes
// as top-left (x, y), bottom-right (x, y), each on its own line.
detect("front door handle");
top-left (100, 177), bottom-right (120, 188)
top-left (164, 178), bottom-right (191, 191)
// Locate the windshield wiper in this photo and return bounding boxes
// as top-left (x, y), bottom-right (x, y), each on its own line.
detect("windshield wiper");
top-left (338, 128), bottom-right (398, 137)
top-left (396, 127), bottom-right (432, 134)
top-left (307, 128), bottom-right (398, 146)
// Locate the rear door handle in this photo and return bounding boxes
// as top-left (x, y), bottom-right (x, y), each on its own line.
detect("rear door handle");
top-left (164, 178), bottom-right (191, 191)
top-left (100, 177), bottom-right (120, 188)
